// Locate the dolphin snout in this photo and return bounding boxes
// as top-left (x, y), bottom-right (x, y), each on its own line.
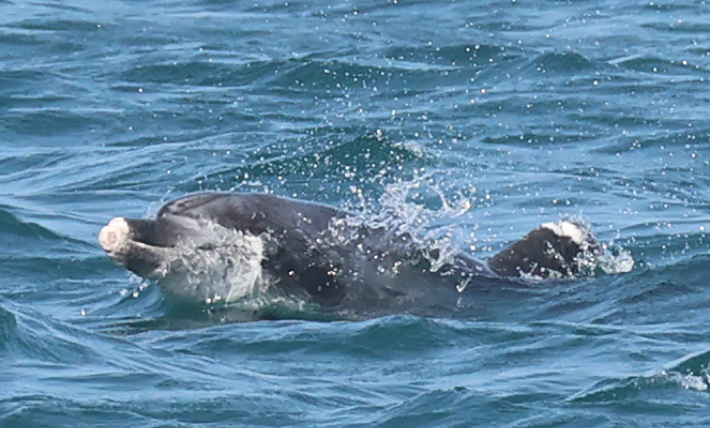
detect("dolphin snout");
top-left (99, 217), bottom-right (130, 253)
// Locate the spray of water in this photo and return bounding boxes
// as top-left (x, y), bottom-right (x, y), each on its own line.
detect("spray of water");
top-left (336, 172), bottom-right (478, 274)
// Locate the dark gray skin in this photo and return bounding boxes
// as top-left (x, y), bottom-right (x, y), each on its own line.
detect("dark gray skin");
top-left (98, 193), bottom-right (598, 317)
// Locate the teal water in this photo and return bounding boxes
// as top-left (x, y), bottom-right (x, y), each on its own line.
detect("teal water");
top-left (3, 0), bottom-right (710, 426)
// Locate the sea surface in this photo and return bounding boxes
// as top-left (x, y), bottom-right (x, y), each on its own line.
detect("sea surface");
top-left (2, 0), bottom-right (710, 426)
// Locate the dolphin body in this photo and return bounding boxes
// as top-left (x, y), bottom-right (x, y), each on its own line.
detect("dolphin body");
top-left (98, 193), bottom-right (599, 318)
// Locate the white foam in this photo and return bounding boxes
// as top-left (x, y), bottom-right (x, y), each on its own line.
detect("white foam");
top-left (541, 221), bottom-right (587, 244)
top-left (540, 221), bottom-right (636, 276)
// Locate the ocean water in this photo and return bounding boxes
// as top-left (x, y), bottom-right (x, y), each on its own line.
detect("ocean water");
top-left (2, 0), bottom-right (710, 426)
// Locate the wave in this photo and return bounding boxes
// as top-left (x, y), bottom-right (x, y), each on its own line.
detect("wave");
top-left (666, 349), bottom-right (710, 391)
top-left (4, 107), bottom-right (106, 138)
top-left (9, 18), bottom-right (100, 33)
top-left (0, 303), bottom-right (18, 352)
top-left (534, 254), bottom-right (710, 326)
top-left (0, 206), bottom-right (63, 240)
top-left (0, 301), bottom-right (100, 364)
top-left (116, 43), bottom-right (531, 100)
top-left (482, 130), bottom-right (595, 146)
top-left (120, 58), bottom-right (285, 88)
top-left (0, 203), bottom-right (99, 260)
top-left (131, 315), bottom-right (465, 359)
top-left (569, 347), bottom-right (710, 404)
top-left (607, 54), bottom-right (695, 75)
top-left (191, 131), bottom-right (428, 196)
top-left (515, 51), bottom-right (593, 78)
top-left (383, 43), bottom-right (522, 67)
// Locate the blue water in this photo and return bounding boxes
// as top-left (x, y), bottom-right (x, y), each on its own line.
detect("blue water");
top-left (2, 0), bottom-right (710, 426)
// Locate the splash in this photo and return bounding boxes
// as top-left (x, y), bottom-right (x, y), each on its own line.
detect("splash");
top-left (547, 215), bottom-right (635, 279)
top-left (666, 370), bottom-right (710, 392)
top-left (337, 172), bottom-right (478, 274)
top-left (338, 178), bottom-right (634, 283)
top-left (568, 217), bottom-right (634, 277)
top-left (595, 244), bottom-right (635, 275)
